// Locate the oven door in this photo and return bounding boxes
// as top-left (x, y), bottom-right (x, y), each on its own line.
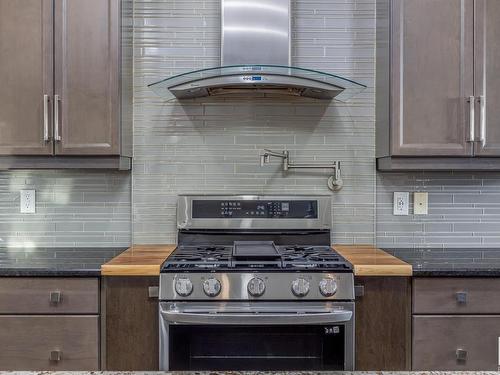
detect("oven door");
top-left (159, 301), bottom-right (354, 371)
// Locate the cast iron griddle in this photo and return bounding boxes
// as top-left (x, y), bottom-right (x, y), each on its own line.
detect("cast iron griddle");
top-left (232, 241), bottom-right (280, 259)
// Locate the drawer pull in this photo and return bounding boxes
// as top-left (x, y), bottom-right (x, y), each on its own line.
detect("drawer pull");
top-left (49, 349), bottom-right (62, 362)
top-left (456, 348), bottom-right (467, 362)
top-left (148, 286), bottom-right (159, 299)
top-left (455, 291), bottom-right (467, 304)
top-left (354, 285), bottom-right (365, 297)
top-left (49, 291), bottom-right (62, 304)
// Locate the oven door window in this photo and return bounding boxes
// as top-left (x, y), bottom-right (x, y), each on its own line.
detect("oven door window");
top-left (169, 324), bottom-right (345, 371)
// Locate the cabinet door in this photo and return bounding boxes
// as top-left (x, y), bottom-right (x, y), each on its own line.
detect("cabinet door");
top-left (104, 276), bottom-right (159, 370)
top-left (0, 315), bottom-right (99, 370)
top-left (355, 277), bottom-right (411, 370)
top-left (474, 0), bottom-right (500, 156)
top-left (0, 0), bottom-right (53, 155)
top-left (54, 0), bottom-right (120, 155)
top-left (391, 0), bottom-right (474, 156)
top-left (413, 315), bottom-right (500, 370)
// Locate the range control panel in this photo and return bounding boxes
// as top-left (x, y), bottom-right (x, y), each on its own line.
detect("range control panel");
top-left (192, 199), bottom-right (318, 219)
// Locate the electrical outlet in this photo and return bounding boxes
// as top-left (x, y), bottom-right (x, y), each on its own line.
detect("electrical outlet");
top-left (20, 190), bottom-right (36, 214)
top-left (393, 192), bottom-right (409, 216)
top-left (414, 192), bottom-right (428, 215)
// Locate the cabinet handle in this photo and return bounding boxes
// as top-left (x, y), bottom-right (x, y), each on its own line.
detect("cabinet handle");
top-left (479, 95), bottom-right (486, 147)
top-left (455, 291), bottom-right (467, 304)
top-left (43, 94), bottom-right (50, 141)
top-left (49, 291), bottom-right (61, 304)
top-left (456, 348), bottom-right (467, 362)
top-left (54, 95), bottom-right (61, 141)
top-left (148, 286), bottom-right (159, 298)
top-left (354, 285), bottom-right (365, 297)
top-left (49, 349), bottom-right (62, 362)
top-left (468, 96), bottom-right (475, 142)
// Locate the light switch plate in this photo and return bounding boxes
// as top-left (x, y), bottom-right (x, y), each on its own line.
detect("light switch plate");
top-left (20, 190), bottom-right (36, 213)
top-left (414, 192), bottom-right (428, 215)
top-left (393, 192), bottom-right (409, 216)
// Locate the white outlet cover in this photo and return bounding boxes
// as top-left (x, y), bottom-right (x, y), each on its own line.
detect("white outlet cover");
top-left (393, 192), bottom-right (409, 216)
top-left (414, 192), bottom-right (429, 215)
top-left (20, 190), bottom-right (36, 214)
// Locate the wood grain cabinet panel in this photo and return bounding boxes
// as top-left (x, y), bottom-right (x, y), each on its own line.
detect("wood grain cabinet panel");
top-left (413, 315), bottom-right (500, 370)
top-left (390, 0), bottom-right (474, 156)
top-left (0, 315), bottom-right (99, 370)
top-left (355, 276), bottom-right (411, 370)
top-left (103, 276), bottom-right (159, 370)
top-left (54, 0), bottom-right (120, 155)
top-left (0, 0), bottom-right (54, 155)
top-left (413, 277), bottom-right (500, 314)
top-left (474, 0), bottom-right (500, 156)
top-left (0, 278), bottom-right (98, 314)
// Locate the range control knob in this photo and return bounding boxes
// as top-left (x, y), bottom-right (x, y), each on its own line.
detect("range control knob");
top-left (319, 278), bottom-right (338, 297)
top-left (203, 278), bottom-right (222, 297)
top-left (175, 278), bottom-right (193, 297)
top-left (247, 277), bottom-right (266, 297)
top-left (291, 278), bottom-right (310, 297)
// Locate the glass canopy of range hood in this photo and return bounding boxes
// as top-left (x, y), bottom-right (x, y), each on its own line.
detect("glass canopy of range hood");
top-left (148, 65), bottom-right (366, 101)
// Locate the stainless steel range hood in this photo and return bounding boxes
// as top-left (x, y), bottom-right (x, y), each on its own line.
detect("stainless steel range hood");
top-left (148, 0), bottom-right (366, 101)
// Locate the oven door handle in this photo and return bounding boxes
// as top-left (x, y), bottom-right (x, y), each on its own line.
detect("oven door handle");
top-left (161, 308), bottom-right (352, 325)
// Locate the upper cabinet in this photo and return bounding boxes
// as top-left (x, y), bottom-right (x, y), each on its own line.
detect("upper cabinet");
top-left (376, 0), bottom-right (500, 171)
top-left (0, 0), bottom-right (132, 169)
top-left (474, 0), bottom-right (500, 156)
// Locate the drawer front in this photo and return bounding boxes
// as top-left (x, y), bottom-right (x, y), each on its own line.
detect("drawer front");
top-left (0, 315), bottom-right (99, 370)
top-left (413, 278), bottom-right (500, 314)
top-left (413, 315), bottom-right (500, 370)
top-left (0, 278), bottom-right (98, 314)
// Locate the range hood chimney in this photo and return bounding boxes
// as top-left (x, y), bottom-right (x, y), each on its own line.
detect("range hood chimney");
top-left (148, 0), bottom-right (365, 101)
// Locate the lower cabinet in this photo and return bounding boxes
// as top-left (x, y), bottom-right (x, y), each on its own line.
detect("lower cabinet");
top-left (412, 277), bottom-right (500, 370)
top-left (103, 276), bottom-right (159, 370)
top-left (0, 316), bottom-right (99, 370)
top-left (0, 277), bottom-right (100, 370)
top-left (355, 276), bottom-right (411, 370)
top-left (413, 315), bottom-right (500, 370)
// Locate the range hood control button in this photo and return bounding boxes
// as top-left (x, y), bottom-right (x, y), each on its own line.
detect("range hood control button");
top-left (291, 278), bottom-right (310, 297)
top-left (175, 278), bottom-right (193, 297)
top-left (203, 278), bottom-right (222, 297)
top-left (247, 277), bottom-right (265, 297)
top-left (319, 278), bottom-right (338, 297)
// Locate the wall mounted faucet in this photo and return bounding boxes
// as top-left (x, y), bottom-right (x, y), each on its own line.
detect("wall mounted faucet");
top-left (259, 149), bottom-right (343, 191)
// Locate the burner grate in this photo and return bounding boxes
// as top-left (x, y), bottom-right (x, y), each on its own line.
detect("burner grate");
top-left (162, 244), bottom-right (352, 271)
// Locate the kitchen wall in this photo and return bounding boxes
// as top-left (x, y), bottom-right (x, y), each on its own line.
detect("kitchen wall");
top-left (377, 172), bottom-right (500, 248)
top-left (0, 171), bottom-right (131, 247)
top-left (132, 0), bottom-right (376, 244)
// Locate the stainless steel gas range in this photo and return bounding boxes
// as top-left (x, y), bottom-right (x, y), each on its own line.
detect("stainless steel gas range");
top-left (159, 195), bottom-right (355, 371)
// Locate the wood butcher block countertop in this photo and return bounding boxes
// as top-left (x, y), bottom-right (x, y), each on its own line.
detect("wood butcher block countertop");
top-left (101, 245), bottom-right (176, 276)
top-left (333, 244), bottom-right (413, 276)
top-left (101, 244), bottom-right (412, 276)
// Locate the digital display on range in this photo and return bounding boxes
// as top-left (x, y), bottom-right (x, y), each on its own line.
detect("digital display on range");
top-left (192, 200), bottom-right (318, 219)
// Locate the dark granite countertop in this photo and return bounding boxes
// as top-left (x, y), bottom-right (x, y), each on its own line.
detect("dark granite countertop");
top-left (384, 247), bottom-right (500, 277)
top-left (0, 247), bottom-right (128, 276)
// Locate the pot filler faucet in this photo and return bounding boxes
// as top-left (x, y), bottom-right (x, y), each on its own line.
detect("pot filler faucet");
top-left (260, 149), bottom-right (343, 192)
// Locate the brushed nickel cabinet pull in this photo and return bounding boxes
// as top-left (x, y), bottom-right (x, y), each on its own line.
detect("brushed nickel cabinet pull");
top-left (54, 95), bottom-right (61, 141)
top-left (354, 285), bottom-right (365, 297)
top-left (49, 291), bottom-right (61, 304)
top-left (479, 95), bottom-right (486, 147)
top-left (456, 348), bottom-right (467, 362)
top-left (455, 291), bottom-right (467, 304)
top-left (148, 286), bottom-right (159, 298)
top-left (468, 96), bottom-right (475, 142)
top-left (49, 349), bottom-right (62, 362)
top-left (43, 94), bottom-right (50, 141)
